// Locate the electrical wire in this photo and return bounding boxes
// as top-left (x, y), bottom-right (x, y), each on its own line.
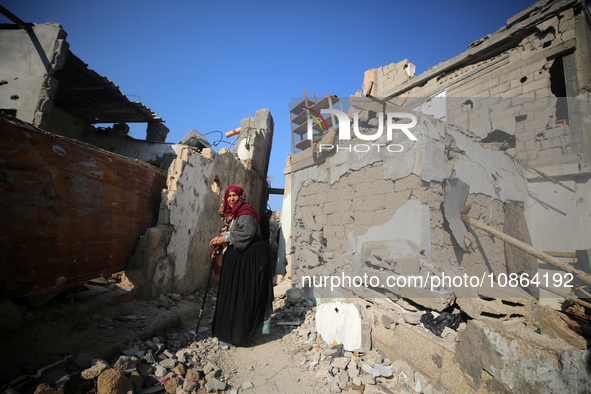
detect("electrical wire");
top-left (202, 130), bottom-right (230, 147)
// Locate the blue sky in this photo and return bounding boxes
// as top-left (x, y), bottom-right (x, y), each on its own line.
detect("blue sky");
top-left (2, 0), bottom-right (536, 211)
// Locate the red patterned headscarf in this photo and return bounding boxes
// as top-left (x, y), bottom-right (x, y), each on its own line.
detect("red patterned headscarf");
top-left (219, 185), bottom-right (260, 222)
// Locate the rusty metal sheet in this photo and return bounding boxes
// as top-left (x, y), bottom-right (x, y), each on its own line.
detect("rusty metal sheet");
top-left (0, 117), bottom-right (167, 298)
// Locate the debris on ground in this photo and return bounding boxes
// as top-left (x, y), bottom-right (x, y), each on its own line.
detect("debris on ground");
top-left (1, 288), bottom-right (449, 394)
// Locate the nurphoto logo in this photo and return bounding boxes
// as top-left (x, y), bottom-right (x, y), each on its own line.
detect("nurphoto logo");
top-left (305, 108), bottom-right (418, 153)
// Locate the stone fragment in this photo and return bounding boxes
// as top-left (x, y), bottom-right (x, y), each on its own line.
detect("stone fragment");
top-left (143, 351), bottom-right (156, 364)
top-left (372, 364), bottom-right (393, 378)
top-left (96, 368), bottom-right (133, 394)
top-left (81, 359), bottom-right (110, 380)
top-left (114, 356), bottom-right (137, 372)
top-left (336, 371), bottom-right (349, 389)
top-left (348, 367), bottom-right (359, 380)
top-left (144, 340), bottom-right (157, 349)
top-left (242, 381), bottom-right (254, 389)
top-left (154, 365), bottom-right (167, 379)
top-left (360, 363), bottom-right (373, 375)
top-left (33, 383), bottom-right (56, 394)
top-left (203, 362), bottom-right (220, 374)
top-left (172, 364), bottom-right (186, 377)
top-left (160, 358), bottom-right (176, 369)
top-left (347, 357), bottom-right (358, 371)
top-left (332, 357), bottom-right (349, 370)
top-left (185, 369), bottom-right (202, 381)
top-left (365, 350), bottom-right (384, 365)
top-left (360, 373), bottom-right (375, 386)
top-left (315, 365), bottom-right (333, 380)
top-left (182, 380), bottom-right (197, 392)
top-left (403, 312), bottom-right (423, 325)
top-left (163, 350), bottom-right (175, 358)
top-left (205, 378), bottom-right (226, 392)
top-left (163, 377), bottom-right (182, 394)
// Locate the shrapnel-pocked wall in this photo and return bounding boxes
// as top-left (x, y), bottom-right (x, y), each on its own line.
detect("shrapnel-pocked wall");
top-left (283, 2), bottom-right (591, 390)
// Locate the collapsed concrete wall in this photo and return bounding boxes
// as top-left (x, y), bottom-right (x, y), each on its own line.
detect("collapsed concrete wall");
top-left (127, 109), bottom-right (273, 297)
top-left (282, 1), bottom-right (591, 389)
top-left (357, 0), bottom-right (591, 299)
top-left (284, 104), bottom-right (590, 391)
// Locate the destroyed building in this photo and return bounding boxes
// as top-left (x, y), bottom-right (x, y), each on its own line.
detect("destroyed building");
top-left (282, 0), bottom-right (591, 392)
top-left (0, 17), bottom-right (274, 303)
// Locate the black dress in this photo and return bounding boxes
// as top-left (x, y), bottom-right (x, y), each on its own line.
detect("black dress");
top-left (212, 214), bottom-right (272, 345)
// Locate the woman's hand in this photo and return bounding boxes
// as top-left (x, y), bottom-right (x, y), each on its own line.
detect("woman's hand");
top-left (209, 235), bottom-right (228, 247)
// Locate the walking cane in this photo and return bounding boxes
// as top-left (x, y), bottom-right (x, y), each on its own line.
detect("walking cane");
top-left (193, 253), bottom-right (216, 342)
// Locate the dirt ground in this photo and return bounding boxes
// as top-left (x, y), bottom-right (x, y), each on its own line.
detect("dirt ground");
top-left (0, 279), bottom-right (336, 394)
top-left (1, 273), bottom-right (436, 394)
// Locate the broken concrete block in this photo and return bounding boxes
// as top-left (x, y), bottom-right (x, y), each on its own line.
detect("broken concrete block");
top-left (372, 364), bottom-right (393, 378)
top-left (154, 365), bottom-right (167, 379)
top-left (316, 301), bottom-right (371, 352)
top-left (182, 380), bottom-right (197, 392)
top-left (203, 361), bottom-right (220, 375)
top-left (172, 364), bottom-right (186, 378)
top-left (81, 359), bottom-right (109, 380)
top-left (163, 377), bottom-right (182, 394)
top-left (331, 357), bottom-right (350, 370)
top-left (241, 381), bottom-right (254, 390)
top-left (455, 319), bottom-right (590, 392)
top-left (403, 312), bottom-right (423, 325)
top-left (454, 285), bottom-right (534, 321)
top-left (33, 383), bottom-right (56, 394)
top-left (159, 358), bottom-right (176, 369)
top-left (185, 369), bottom-right (202, 381)
top-left (113, 356), bottom-right (137, 372)
top-left (204, 378), bottom-right (226, 392)
top-left (533, 304), bottom-right (587, 350)
top-left (336, 371), bottom-right (349, 389)
top-left (96, 369), bottom-right (133, 394)
top-left (394, 257), bottom-right (421, 275)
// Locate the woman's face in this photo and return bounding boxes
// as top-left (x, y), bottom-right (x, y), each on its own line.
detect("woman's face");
top-left (227, 191), bottom-right (239, 208)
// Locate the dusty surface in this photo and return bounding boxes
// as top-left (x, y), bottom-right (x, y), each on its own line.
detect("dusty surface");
top-left (0, 277), bottom-right (442, 394)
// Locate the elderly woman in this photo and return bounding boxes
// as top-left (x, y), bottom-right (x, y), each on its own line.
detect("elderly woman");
top-left (209, 185), bottom-right (272, 345)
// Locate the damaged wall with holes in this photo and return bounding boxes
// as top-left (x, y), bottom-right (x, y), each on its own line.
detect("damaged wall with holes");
top-left (125, 109), bottom-right (274, 298)
top-left (282, 0), bottom-right (591, 391)
top-left (356, 0), bottom-right (591, 293)
top-left (0, 23), bottom-right (68, 126)
top-left (285, 102), bottom-right (591, 390)
top-left (0, 22), bottom-right (183, 170)
top-left (363, 0), bottom-right (591, 168)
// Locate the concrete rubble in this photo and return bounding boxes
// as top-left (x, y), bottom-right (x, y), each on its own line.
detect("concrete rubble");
top-left (2, 288), bottom-right (464, 394)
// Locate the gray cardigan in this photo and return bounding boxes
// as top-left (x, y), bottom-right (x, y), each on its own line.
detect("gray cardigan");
top-left (224, 214), bottom-right (260, 252)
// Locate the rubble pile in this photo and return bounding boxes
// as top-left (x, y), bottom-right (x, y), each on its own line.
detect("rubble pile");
top-left (269, 298), bottom-right (447, 394)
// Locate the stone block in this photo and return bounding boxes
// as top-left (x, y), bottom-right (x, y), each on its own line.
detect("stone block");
top-left (455, 320), bottom-right (590, 392)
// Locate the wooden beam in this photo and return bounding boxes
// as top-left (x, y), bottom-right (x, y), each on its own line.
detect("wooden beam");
top-left (268, 188), bottom-right (284, 195)
top-left (461, 214), bottom-right (591, 285)
top-left (0, 5), bottom-right (33, 32)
